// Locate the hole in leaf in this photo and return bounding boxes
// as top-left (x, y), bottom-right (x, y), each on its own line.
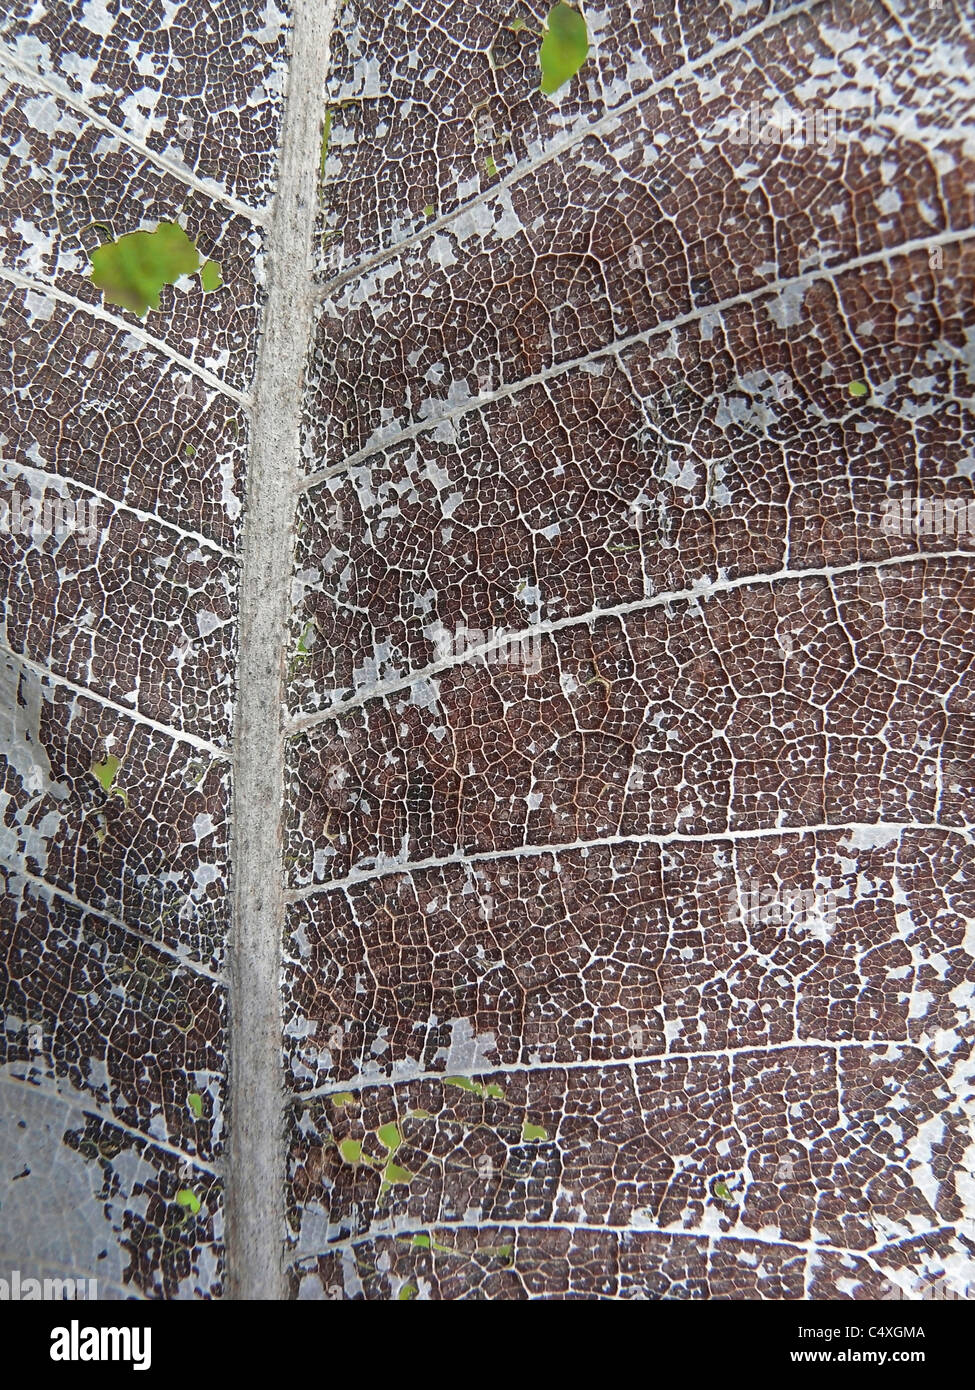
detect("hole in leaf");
top-left (91, 754), bottom-right (121, 794)
top-left (377, 1122), bottom-right (402, 1152)
top-left (89, 221), bottom-right (201, 318)
top-left (200, 259), bottom-right (223, 293)
top-left (381, 1161), bottom-right (412, 1194)
top-left (539, 3), bottom-right (589, 97)
top-left (444, 1075), bottom-right (505, 1100)
top-left (90, 754), bottom-right (128, 807)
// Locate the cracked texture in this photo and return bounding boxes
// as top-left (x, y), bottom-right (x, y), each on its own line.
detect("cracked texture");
top-left (287, 0), bottom-right (975, 1299)
top-left (0, 0), bottom-right (276, 1294)
top-left (3, 0), bottom-right (975, 1301)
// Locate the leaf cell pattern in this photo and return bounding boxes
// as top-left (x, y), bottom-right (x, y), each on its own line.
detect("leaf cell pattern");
top-left (288, 0), bottom-right (975, 1300)
top-left (0, 0), bottom-right (272, 1296)
top-left (2, 0), bottom-right (975, 1301)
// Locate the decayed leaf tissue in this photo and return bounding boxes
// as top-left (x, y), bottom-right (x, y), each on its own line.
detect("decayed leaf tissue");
top-left (1, 0), bottom-right (974, 1304)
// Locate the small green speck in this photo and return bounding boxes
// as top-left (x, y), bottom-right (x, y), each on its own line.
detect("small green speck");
top-left (319, 108), bottom-right (333, 186)
top-left (399, 1230), bottom-right (451, 1252)
top-left (522, 1122), bottom-right (548, 1141)
top-left (510, 16), bottom-right (526, 30)
top-left (339, 1139), bottom-right (362, 1164)
top-left (444, 1075), bottom-right (481, 1094)
top-left (91, 754), bottom-right (120, 794)
top-left (848, 380), bottom-right (869, 398)
top-left (409, 1108), bottom-right (435, 1119)
top-left (200, 259), bottom-right (223, 293)
top-left (183, 444), bottom-right (196, 458)
top-left (295, 620), bottom-right (316, 658)
top-left (484, 153), bottom-right (498, 177)
top-left (714, 1180), bottom-right (732, 1200)
top-left (176, 1188), bottom-right (201, 1215)
top-left (398, 1283), bottom-right (415, 1300)
top-left (444, 1075), bottom-right (505, 1101)
top-left (187, 1091), bottom-right (203, 1119)
top-left (382, 1162), bottom-right (412, 1189)
top-left (539, 2), bottom-right (589, 97)
top-left (90, 221), bottom-right (201, 318)
top-left (332, 1092), bottom-right (355, 1108)
top-left (91, 754), bottom-right (128, 807)
top-left (377, 1122), bottom-right (402, 1152)
top-left (422, 204), bottom-right (435, 218)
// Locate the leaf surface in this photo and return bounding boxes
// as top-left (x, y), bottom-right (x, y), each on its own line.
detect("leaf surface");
top-left (90, 222), bottom-right (201, 318)
top-left (539, 3), bottom-right (589, 96)
top-left (2, 0), bottom-right (975, 1305)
